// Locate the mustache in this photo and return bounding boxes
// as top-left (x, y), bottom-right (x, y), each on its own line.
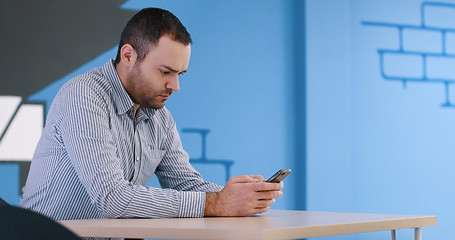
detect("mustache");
top-left (159, 90), bottom-right (173, 96)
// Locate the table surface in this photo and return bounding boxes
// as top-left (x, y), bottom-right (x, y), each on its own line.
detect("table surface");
top-left (59, 210), bottom-right (436, 240)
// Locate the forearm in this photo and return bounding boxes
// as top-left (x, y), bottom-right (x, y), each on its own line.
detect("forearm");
top-left (119, 186), bottom-right (207, 218)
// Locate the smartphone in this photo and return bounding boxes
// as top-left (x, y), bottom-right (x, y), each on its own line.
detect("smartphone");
top-left (266, 169), bottom-right (291, 183)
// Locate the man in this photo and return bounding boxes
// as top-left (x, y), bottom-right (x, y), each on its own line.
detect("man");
top-left (20, 8), bottom-right (283, 221)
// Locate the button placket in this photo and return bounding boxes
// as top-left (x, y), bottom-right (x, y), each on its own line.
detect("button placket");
top-left (132, 110), bottom-right (146, 184)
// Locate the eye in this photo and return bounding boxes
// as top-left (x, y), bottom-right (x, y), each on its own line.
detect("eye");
top-left (178, 72), bottom-right (185, 76)
top-left (161, 71), bottom-right (170, 75)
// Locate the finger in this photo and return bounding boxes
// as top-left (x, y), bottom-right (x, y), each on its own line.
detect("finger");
top-left (252, 182), bottom-right (283, 192)
top-left (278, 181), bottom-right (284, 189)
top-left (255, 199), bottom-right (275, 208)
top-left (252, 206), bottom-right (270, 215)
top-left (248, 175), bottom-right (264, 182)
top-left (256, 190), bottom-right (282, 200)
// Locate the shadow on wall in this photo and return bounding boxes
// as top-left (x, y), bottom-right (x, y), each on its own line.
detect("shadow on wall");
top-left (182, 128), bottom-right (234, 182)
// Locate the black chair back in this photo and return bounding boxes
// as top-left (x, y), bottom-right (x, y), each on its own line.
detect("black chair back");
top-left (0, 202), bottom-right (80, 240)
top-left (0, 197), bottom-right (10, 207)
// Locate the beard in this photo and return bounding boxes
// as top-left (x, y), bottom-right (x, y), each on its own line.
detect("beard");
top-left (127, 63), bottom-right (172, 109)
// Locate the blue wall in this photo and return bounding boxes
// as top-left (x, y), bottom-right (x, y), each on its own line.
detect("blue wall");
top-left (307, 0), bottom-right (454, 239)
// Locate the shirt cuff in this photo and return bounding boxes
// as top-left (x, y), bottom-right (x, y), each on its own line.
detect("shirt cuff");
top-left (177, 191), bottom-right (206, 218)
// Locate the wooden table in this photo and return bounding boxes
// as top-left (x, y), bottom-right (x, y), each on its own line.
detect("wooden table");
top-left (59, 210), bottom-right (436, 240)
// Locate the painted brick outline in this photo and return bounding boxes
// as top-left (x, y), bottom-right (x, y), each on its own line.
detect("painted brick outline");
top-left (363, 1), bottom-right (455, 108)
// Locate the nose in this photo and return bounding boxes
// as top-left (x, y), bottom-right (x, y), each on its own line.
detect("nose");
top-left (166, 75), bottom-right (180, 92)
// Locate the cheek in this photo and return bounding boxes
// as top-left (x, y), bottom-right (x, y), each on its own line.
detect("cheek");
top-left (134, 67), bottom-right (165, 92)
top-left (146, 73), bottom-right (167, 89)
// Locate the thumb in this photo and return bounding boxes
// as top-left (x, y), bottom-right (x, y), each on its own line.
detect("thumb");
top-left (248, 175), bottom-right (264, 182)
top-left (228, 175), bottom-right (262, 184)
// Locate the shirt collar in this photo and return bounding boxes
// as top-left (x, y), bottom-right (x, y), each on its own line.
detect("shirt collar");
top-left (143, 107), bottom-right (157, 118)
top-left (101, 60), bottom-right (134, 115)
top-left (134, 107), bottom-right (158, 123)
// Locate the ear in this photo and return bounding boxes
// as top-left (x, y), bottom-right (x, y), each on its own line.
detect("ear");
top-left (119, 44), bottom-right (138, 68)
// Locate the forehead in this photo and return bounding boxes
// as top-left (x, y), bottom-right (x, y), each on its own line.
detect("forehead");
top-left (141, 36), bottom-right (191, 71)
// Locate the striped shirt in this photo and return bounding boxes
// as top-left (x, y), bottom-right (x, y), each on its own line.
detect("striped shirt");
top-left (20, 60), bottom-right (223, 222)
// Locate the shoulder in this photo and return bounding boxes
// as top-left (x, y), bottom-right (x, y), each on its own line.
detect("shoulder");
top-left (50, 67), bottom-right (113, 115)
top-left (60, 67), bottom-right (111, 96)
top-left (52, 67), bottom-right (115, 109)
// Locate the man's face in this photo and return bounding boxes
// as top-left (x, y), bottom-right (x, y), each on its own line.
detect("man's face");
top-left (126, 36), bottom-right (191, 109)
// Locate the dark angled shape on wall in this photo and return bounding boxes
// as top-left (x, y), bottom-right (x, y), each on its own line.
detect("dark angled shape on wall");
top-left (0, 0), bottom-right (135, 97)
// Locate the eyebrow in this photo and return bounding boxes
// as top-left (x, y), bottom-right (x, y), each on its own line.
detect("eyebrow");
top-left (163, 65), bottom-right (187, 74)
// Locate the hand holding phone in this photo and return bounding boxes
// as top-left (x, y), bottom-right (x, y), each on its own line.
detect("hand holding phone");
top-left (266, 169), bottom-right (291, 183)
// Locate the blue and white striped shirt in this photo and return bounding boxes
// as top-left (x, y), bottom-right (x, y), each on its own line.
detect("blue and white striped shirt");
top-left (20, 60), bottom-right (223, 221)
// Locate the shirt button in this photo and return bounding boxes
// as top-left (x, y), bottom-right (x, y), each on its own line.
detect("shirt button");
top-left (136, 157), bottom-right (140, 161)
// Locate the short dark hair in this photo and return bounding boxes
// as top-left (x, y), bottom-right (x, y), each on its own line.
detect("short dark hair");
top-left (114, 8), bottom-right (192, 64)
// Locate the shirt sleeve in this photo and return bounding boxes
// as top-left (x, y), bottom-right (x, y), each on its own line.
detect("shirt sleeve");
top-left (57, 80), bottom-right (218, 219)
